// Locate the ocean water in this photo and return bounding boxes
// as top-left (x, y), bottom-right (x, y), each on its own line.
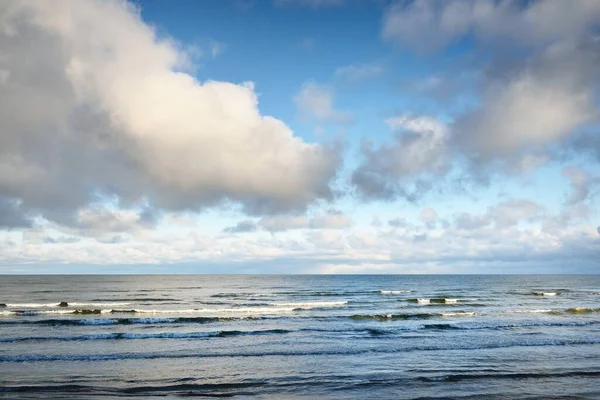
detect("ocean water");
top-left (1, 275), bottom-right (599, 399)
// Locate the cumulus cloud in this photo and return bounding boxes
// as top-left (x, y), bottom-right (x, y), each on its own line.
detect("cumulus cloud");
top-left (294, 82), bottom-right (352, 124)
top-left (370, 0), bottom-right (600, 194)
top-left (352, 115), bottom-right (449, 200)
top-left (0, 0), bottom-right (339, 228)
top-left (453, 40), bottom-right (599, 164)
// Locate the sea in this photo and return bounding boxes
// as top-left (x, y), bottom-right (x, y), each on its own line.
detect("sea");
top-left (1, 275), bottom-right (599, 399)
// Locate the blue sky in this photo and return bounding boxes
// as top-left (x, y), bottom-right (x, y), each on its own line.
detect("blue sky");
top-left (0, 0), bottom-right (599, 274)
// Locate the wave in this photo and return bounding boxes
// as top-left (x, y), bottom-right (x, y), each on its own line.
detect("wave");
top-left (1, 302), bottom-right (347, 317)
top-left (210, 293), bottom-right (277, 298)
top-left (422, 320), bottom-right (600, 331)
top-left (1, 303), bottom-right (66, 308)
top-left (418, 370), bottom-right (600, 383)
top-left (504, 309), bottom-right (553, 314)
top-left (0, 329), bottom-right (292, 343)
top-left (266, 301), bottom-right (347, 308)
top-left (378, 290), bottom-right (412, 295)
top-left (3, 338), bottom-right (600, 363)
top-left (441, 312), bottom-right (477, 317)
top-left (1, 302), bottom-right (131, 308)
top-left (0, 316), bottom-right (260, 326)
top-left (407, 298), bottom-right (478, 304)
top-left (348, 311), bottom-right (474, 321)
top-left (533, 292), bottom-right (558, 296)
top-left (564, 307), bottom-right (600, 314)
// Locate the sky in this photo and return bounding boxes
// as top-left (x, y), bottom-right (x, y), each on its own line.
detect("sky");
top-left (0, 0), bottom-right (599, 274)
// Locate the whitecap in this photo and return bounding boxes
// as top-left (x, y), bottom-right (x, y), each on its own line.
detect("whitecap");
top-left (378, 290), bottom-right (412, 295)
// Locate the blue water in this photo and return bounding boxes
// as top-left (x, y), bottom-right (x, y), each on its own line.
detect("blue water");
top-left (1, 275), bottom-right (599, 399)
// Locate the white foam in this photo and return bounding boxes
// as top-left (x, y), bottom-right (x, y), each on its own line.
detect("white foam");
top-left (417, 299), bottom-right (431, 304)
top-left (69, 302), bottom-right (132, 307)
top-left (5, 303), bottom-right (64, 308)
top-left (109, 307), bottom-right (304, 315)
top-left (534, 292), bottom-right (558, 296)
top-left (34, 310), bottom-right (78, 315)
top-left (441, 311), bottom-right (476, 317)
top-left (379, 290), bottom-right (412, 295)
top-left (0, 311), bottom-right (16, 316)
top-left (267, 301), bottom-right (348, 308)
top-left (506, 309), bottom-right (553, 314)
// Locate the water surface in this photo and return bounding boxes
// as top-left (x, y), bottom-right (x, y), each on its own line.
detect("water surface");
top-left (1, 275), bottom-right (599, 399)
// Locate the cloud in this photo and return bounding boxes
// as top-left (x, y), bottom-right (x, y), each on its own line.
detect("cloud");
top-left (452, 40), bottom-right (599, 165)
top-left (223, 220), bottom-right (257, 233)
top-left (454, 199), bottom-right (544, 231)
top-left (258, 209), bottom-right (352, 232)
top-left (382, 0), bottom-right (600, 52)
top-left (297, 37), bottom-right (314, 51)
top-left (210, 40), bottom-right (225, 58)
top-left (0, 0), bottom-right (340, 227)
top-left (562, 166), bottom-right (594, 205)
top-left (0, 197), bottom-right (31, 228)
top-left (308, 209), bottom-right (352, 229)
top-left (274, 0), bottom-right (343, 7)
top-left (419, 207), bottom-right (437, 227)
top-left (376, 0), bottom-right (600, 191)
top-left (294, 82), bottom-right (352, 124)
top-left (334, 62), bottom-right (384, 82)
top-left (352, 115), bottom-right (449, 200)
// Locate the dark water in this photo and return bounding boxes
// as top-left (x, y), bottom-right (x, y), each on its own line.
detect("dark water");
top-left (1, 275), bottom-right (599, 399)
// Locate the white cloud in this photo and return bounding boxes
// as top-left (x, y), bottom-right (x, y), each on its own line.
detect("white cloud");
top-left (294, 82), bottom-right (351, 124)
top-left (0, 0), bottom-right (340, 225)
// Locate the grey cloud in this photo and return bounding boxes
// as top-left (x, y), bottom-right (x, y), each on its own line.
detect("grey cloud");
top-left (382, 0), bottom-right (600, 52)
top-left (388, 217), bottom-right (408, 228)
top-left (452, 39), bottom-right (600, 166)
top-left (352, 115), bottom-right (447, 200)
top-left (360, 1), bottom-right (600, 200)
top-left (454, 199), bottom-right (544, 231)
top-left (43, 236), bottom-right (81, 244)
top-left (223, 220), bottom-right (258, 234)
top-left (562, 166), bottom-right (595, 205)
top-left (0, 197), bottom-right (31, 228)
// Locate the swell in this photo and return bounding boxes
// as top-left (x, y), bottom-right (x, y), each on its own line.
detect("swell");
top-left (0, 302), bottom-right (348, 316)
top-left (418, 370), bottom-right (600, 383)
top-left (0, 329), bottom-right (292, 343)
top-left (2, 338), bottom-right (600, 363)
